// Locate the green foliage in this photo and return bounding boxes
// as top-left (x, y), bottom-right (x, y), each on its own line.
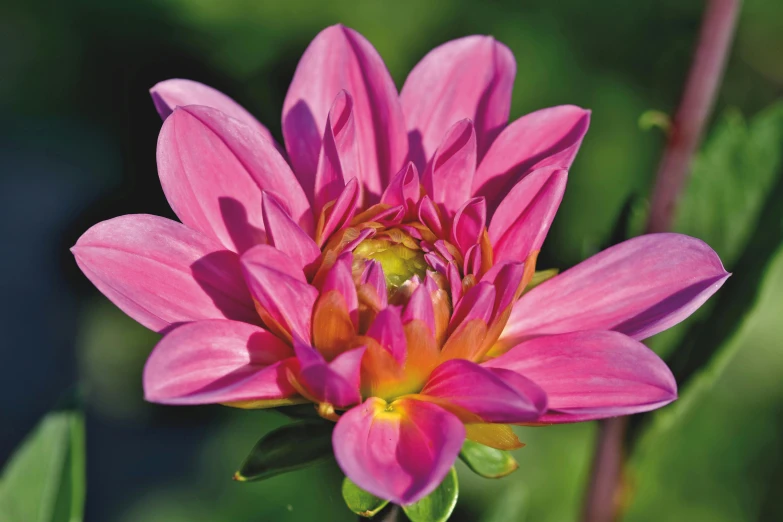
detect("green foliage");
top-left (402, 468), bottom-right (459, 522)
top-left (234, 421), bottom-right (334, 482)
top-left (341, 477), bottom-right (389, 518)
top-left (459, 441), bottom-right (519, 479)
top-left (0, 410), bottom-right (86, 522)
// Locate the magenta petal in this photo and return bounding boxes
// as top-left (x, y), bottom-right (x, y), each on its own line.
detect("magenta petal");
top-left (381, 162), bottom-right (421, 217)
top-left (157, 106), bottom-right (312, 253)
top-left (488, 166), bottom-right (567, 264)
top-left (451, 197), bottom-right (486, 256)
top-left (473, 105), bottom-right (590, 212)
top-left (314, 90), bottom-right (357, 211)
top-left (449, 281), bottom-right (495, 332)
top-left (360, 260), bottom-right (388, 309)
top-left (418, 196), bottom-right (445, 238)
top-left (320, 177), bottom-right (360, 246)
top-left (333, 398), bottom-right (465, 505)
top-left (481, 261), bottom-right (525, 318)
top-left (294, 341), bottom-right (364, 408)
top-left (72, 214), bottom-right (258, 333)
top-left (422, 359), bottom-right (545, 423)
top-left (149, 79), bottom-right (279, 150)
top-left (400, 36), bottom-right (515, 168)
top-left (143, 319), bottom-right (295, 404)
top-left (261, 192), bottom-right (320, 275)
top-left (322, 253), bottom-right (359, 328)
top-left (501, 233), bottom-right (730, 344)
top-left (367, 308), bottom-right (407, 365)
top-left (484, 330), bottom-right (677, 422)
top-left (282, 25), bottom-right (407, 202)
top-left (403, 284), bottom-right (435, 333)
top-left (240, 245), bottom-right (318, 342)
top-left (422, 119), bottom-right (477, 217)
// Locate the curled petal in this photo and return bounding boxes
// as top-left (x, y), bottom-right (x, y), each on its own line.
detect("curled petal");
top-left (72, 214), bottom-right (258, 332)
top-left (314, 90), bottom-right (358, 211)
top-left (382, 162), bottom-right (422, 218)
top-left (283, 25), bottom-right (407, 202)
top-left (451, 197), bottom-right (487, 256)
top-left (318, 178), bottom-right (360, 246)
top-left (360, 259), bottom-right (388, 309)
top-left (333, 397), bottom-right (465, 505)
top-left (418, 196), bottom-right (445, 238)
top-left (422, 119), bottom-right (477, 217)
top-left (473, 105), bottom-right (590, 212)
top-left (144, 319), bottom-right (295, 404)
top-left (499, 233), bottom-right (730, 347)
top-left (157, 106), bottom-right (312, 252)
top-left (401, 36), bottom-right (515, 168)
top-left (484, 330), bottom-right (677, 422)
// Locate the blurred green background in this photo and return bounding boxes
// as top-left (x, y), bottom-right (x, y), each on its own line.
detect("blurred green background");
top-left (2, 0), bottom-right (782, 520)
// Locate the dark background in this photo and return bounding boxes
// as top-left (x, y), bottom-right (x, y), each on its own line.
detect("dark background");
top-left (2, 0), bottom-right (782, 520)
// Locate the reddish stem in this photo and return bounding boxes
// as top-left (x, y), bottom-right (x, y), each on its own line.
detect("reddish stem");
top-left (581, 1), bottom-right (740, 521)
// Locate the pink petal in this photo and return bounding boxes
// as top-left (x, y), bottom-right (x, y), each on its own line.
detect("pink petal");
top-left (333, 397), bottom-right (465, 505)
top-left (282, 25), bottom-right (407, 202)
top-left (261, 192), bottom-right (320, 275)
top-left (481, 261), bottom-right (525, 318)
top-left (72, 214), bottom-right (258, 333)
top-left (149, 79), bottom-right (279, 150)
top-left (473, 105), bottom-right (590, 212)
top-left (500, 234), bottom-right (729, 345)
top-left (484, 330), bottom-right (677, 422)
top-left (451, 197), bottom-right (486, 256)
top-left (449, 281), bottom-right (495, 332)
top-left (381, 162), bottom-right (422, 218)
top-left (157, 106), bottom-right (312, 253)
top-left (418, 196), bottom-right (445, 238)
top-left (488, 166), bottom-right (567, 264)
top-left (322, 253), bottom-right (359, 329)
top-left (422, 119), bottom-right (477, 217)
top-left (143, 319), bottom-right (295, 404)
top-left (314, 90), bottom-right (357, 211)
top-left (421, 359), bottom-right (546, 423)
top-left (403, 284), bottom-right (435, 333)
top-left (400, 36), bottom-right (515, 169)
top-left (360, 259), bottom-right (388, 309)
top-left (240, 245), bottom-right (318, 342)
top-left (319, 177), bottom-right (360, 246)
top-left (367, 308), bottom-right (407, 365)
top-left (293, 341), bottom-right (364, 408)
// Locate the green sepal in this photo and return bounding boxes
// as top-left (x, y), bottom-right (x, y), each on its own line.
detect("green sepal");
top-left (341, 477), bottom-right (389, 518)
top-left (402, 467), bottom-right (459, 522)
top-left (234, 421), bottom-right (333, 482)
top-left (459, 440), bottom-right (519, 479)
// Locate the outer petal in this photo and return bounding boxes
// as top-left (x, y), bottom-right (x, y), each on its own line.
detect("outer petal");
top-left (333, 397), bottom-right (465, 505)
top-left (143, 319), bottom-right (295, 404)
top-left (484, 330), bottom-right (677, 422)
top-left (499, 234), bottom-right (729, 346)
top-left (473, 105), bottom-right (590, 212)
top-left (71, 214), bottom-right (258, 333)
top-left (400, 36), bottom-right (515, 168)
top-left (240, 245), bottom-right (318, 342)
top-left (149, 79), bottom-right (279, 148)
top-left (282, 25), bottom-right (408, 201)
top-left (422, 119), bottom-right (477, 217)
top-left (489, 166), bottom-right (567, 264)
top-left (420, 359), bottom-right (546, 423)
top-left (157, 106), bottom-right (312, 253)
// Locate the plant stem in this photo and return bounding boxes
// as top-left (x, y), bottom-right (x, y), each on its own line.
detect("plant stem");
top-left (581, 1), bottom-right (741, 521)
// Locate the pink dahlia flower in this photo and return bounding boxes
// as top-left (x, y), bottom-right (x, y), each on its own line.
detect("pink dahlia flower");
top-left (72, 25), bottom-right (728, 505)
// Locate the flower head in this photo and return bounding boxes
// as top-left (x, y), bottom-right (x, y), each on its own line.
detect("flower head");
top-left (72, 25), bottom-right (728, 505)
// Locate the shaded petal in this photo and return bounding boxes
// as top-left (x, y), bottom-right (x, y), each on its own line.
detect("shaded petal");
top-left (143, 319), bottom-right (295, 404)
top-left (403, 283), bottom-right (435, 334)
top-left (293, 341), bottom-right (364, 408)
top-left (400, 36), bottom-right (515, 169)
top-left (262, 192), bottom-right (320, 275)
top-left (333, 397), bottom-right (465, 505)
top-left (72, 214), bottom-right (258, 333)
top-left (240, 245), bottom-right (318, 342)
top-left (418, 196), bottom-right (445, 238)
top-left (314, 90), bottom-right (357, 211)
top-left (449, 281), bottom-right (495, 333)
top-left (149, 79), bottom-right (279, 150)
top-left (360, 259), bottom-right (388, 309)
top-left (381, 162), bottom-right (421, 218)
top-left (321, 253), bottom-right (359, 329)
top-left (319, 177), bottom-right (360, 246)
top-left (366, 307), bottom-right (407, 365)
top-left (420, 359), bottom-right (545, 423)
top-left (282, 25), bottom-right (407, 201)
top-left (484, 330), bottom-right (677, 422)
top-left (473, 105), bottom-right (590, 212)
top-left (488, 166), bottom-right (567, 264)
top-left (500, 234), bottom-right (729, 346)
top-left (157, 106), bottom-right (312, 253)
top-left (422, 119), bottom-right (477, 217)
top-left (451, 197), bottom-right (486, 256)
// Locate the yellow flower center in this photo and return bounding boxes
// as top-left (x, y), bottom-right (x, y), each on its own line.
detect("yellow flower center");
top-left (353, 232), bottom-right (427, 291)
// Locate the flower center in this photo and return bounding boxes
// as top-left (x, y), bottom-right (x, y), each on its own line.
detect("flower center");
top-left (353, 232), bottom-right (427, 292)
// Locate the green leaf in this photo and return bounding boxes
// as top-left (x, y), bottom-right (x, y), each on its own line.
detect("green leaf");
top-left (341, 477), bottom-right (389, 518)
top-left (402, 467), bottom-right (458, 522)
top-left (234, 421), bottom-right (334, 482)
top-left (459, 440), bottom-right (519, 479)
top-left (0, 409), bottom-right (86, 522)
